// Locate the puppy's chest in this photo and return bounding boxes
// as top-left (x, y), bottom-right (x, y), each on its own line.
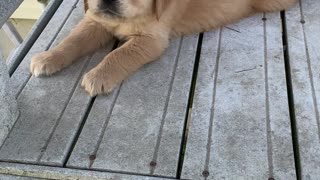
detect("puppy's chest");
top-left (101, 21), bottom-right (147, 40)
top-left (110, 24), bottom-right (140, 39)
top-left (88, 12), bottom-right (156, 40)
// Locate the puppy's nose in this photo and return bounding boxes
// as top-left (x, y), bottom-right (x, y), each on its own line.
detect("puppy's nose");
top-left (102, 0), bottom-right (117, 4)
top-left (99, 0), bottom-right (120, 16)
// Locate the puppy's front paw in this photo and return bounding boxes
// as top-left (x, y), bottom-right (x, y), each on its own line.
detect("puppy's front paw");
top-left (30, 51), bottom-right (64, 77)
top-left (81, 68), bottom-right (119, 96)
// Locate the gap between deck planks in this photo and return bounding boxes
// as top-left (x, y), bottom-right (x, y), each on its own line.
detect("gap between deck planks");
top-left (182, 13), bottom-right (296, 180)
top-left (1, 0), bottom-right (319, 179)
top-left (285, 0), bottom-right (320, 178)
top-left (0, 0), bottom-right (198, 178)
top-left (9, 0), bottom-right (80, 98)
top-left (0, 0), bottom-right (98, 163)
top-left (65, 35), bottom-right (198, 177)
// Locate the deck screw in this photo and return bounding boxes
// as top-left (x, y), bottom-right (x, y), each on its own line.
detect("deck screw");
top-left (150, 161), bottom-right (157, 167)
top-left (268, 178), bottom-right (275, 180)
top-left (202, 170), bottom-right (210, 177)
top-left (300, 20), bottom-right (306, 24)
top-left (262, 17), bottom-right (267, 21)
top-left (89, 154), bottom-right (96, 161)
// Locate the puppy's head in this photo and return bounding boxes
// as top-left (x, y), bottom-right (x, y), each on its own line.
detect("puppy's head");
top-left (86, 0), bottom-right (171, 19)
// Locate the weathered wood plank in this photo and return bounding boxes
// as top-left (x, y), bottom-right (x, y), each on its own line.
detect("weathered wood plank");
top-left (0, 1), bottom-right (23, 146)
top-left (9, 0), bottom-right (79, 97)
top-left (38, 48), bottom-right (114, 166)
top-left (0, 57), bottom-right (19, 146)
top-left (0, 0), bottom-right (96, 164)
top-left (182, 14), bottom-right (296, 179)
top-left (0, 162), bottom-right (170, 180)
top-left (67, 35), bottom-right (198, 177)
top-left (153, 36), bottom-right (198, 176)
top-left (0, 174), bottom-right (42, 180)
top-left (286, 0), bottom-right (320, 178)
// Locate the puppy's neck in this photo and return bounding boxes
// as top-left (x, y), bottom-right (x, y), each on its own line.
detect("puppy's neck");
top-left (86, 10), bottom-right (160, 39)
top-left (87, 10), bottom-right (155, 25)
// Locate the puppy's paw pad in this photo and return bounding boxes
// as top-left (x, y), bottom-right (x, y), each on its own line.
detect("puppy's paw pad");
top-left (30, 52), bottom-right (63, 77)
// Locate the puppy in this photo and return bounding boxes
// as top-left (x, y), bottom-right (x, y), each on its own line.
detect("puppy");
top-left (30, 0), bottom-right (296, 96)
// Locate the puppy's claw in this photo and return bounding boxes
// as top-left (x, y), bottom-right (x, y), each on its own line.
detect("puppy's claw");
top-left (32, 68), bottom-right (42, 77)
top-left (31, 64), bottom-right (51, 77)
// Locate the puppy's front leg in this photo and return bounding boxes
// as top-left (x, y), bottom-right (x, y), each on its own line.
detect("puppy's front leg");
top-left (30, 16), bottom-right (113, 77)
top-left (81, 35), bottom-right (169, 96)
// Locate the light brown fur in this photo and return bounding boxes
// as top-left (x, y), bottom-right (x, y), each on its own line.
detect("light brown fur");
top-left (30, 0), bottom-right (296, 96)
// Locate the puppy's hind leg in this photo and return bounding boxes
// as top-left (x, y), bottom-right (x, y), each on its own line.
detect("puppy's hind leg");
top-left (31, 16), bottom-right (113, 77)
top-left (253, 0), bottom-right (297, 12)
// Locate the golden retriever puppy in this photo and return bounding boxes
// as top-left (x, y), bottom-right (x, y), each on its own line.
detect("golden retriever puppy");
top-left (30, 0), bottom-right (296, 96)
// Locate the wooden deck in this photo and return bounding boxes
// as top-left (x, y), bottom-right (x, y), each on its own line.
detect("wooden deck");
top-left (0, 0), bottom-right (319, 179)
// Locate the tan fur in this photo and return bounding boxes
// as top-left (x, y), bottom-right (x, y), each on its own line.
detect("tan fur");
top-left (30, 0), bottom-right (297, 96)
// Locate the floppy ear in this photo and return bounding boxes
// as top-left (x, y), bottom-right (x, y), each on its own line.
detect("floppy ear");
top-left (84, 0), bottom-right (89, 12)
top-left (155, 0), bottom-right (171, 20)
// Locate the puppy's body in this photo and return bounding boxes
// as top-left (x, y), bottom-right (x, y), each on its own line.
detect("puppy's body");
top-left (173, 0), bottom-right (255, 36)
top-left (30, 0), bottom-right (296, 96)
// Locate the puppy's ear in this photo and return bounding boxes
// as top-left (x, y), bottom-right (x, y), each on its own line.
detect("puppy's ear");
top-left (155, 0), bottom-right (171, 20)
top-left (84, 0), bottom-right (89, 12)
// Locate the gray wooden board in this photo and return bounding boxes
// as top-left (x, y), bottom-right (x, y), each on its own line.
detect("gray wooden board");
top-left (286, 0), bottom-right (320, 178)
top-left (9, 0), bottom-right (79, 98)
top-left (0, 162), bottom-right (171, 180)
top-left (38, 48), bottom-right (114, 166)
top-left (67, 35), bottom-right (199, 177)
top-left (182, 14), bottom-right (296, 179)
top-left (0, 57), bottom-right (19, 147)
top-left (0, 174), bottom-right (42, 180)
top-left (0, 0), bottom-right (115, 165)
